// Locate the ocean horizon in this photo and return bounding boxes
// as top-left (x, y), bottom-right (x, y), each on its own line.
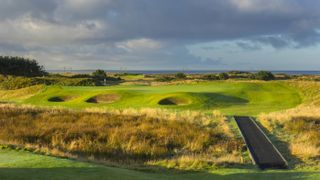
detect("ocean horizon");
top-left (48, 70), bottom-right (320, 75)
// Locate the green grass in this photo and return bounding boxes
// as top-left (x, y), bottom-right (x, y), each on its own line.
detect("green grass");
top-left (9, 81), bottom-right (302, 115)
top-left (0, 81), bottom-right (317, 179)
top-left (0, 148), bottom-right (319, 180)
top-left (0, 85), bottom-right (44, 102)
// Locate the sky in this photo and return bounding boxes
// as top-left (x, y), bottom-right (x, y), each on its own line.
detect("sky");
top-left (0, 0), bottom-right (320, 70)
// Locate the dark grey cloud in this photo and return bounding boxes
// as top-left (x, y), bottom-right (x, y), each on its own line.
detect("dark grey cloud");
top-left (0, 0), bottom-right (320, 69)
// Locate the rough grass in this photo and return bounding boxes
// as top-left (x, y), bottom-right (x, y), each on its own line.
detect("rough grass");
top-left (0, 85), bottom-right (44, 102)
top-left (0, 104), bottom-right (244, 170)
top-left (258, 81), bottom-right (320, 169)
top-left (1, 81), bottom-right (302, 116)
top-left (259, 107), bottom-right (320, 169)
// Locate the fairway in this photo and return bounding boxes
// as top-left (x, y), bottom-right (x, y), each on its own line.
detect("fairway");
top-left (15, 81), bottom-right (302, 115)
top-left (0, 148), bottom-right (319, 180)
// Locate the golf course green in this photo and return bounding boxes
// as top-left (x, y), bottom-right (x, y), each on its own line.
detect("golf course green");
top-left (5, 81), bottom-right (302, 115)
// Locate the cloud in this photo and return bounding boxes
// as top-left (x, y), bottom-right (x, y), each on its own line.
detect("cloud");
top-left (1, 0), bottom-right (320, 69)
top-left (116, 39), bottom-right (163, 52)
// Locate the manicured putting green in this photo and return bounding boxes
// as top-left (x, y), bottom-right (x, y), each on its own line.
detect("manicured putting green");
top-left (19, 81), bottom-right (302, 115)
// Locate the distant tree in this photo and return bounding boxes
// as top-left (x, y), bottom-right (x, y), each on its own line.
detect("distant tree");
top-left (218, 72), bottom-right (229, 80)
top-left (254, 71), bottom-right (275, 81)
top-left (203, 74), bottom-right (219, 80)
top-left (92, 69), bottom-right (107, 80)
top-left (175, 72), bottom-right (187, 79)
top-left (0, 56), bottom-right (47, 77)
top-left (157, 76), bottom-right (175, 82)
top-left (92, 69), bottom-right (107, 86)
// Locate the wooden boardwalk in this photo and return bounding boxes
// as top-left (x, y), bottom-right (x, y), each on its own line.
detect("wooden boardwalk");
top-left (234, 116), bottom-right (288, 169)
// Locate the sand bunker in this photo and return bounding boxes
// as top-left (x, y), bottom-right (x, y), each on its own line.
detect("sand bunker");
top-left (86, 94), bottom-right (121, 104)
top-left (158, 97), bottom-right (190, 106)
top-left (48, 96), bottom-right (75, 102)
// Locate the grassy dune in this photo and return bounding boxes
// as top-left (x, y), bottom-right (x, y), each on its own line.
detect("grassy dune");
top-left (0, 85), bottom-right (44, 102)
top-left (1, 81), bottom-right (302, 115)
top-left (258, 81), bottom-right (320, 170)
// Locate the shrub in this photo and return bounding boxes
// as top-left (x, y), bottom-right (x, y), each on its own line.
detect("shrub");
top-left (254, 71), bottom-right (275, 81)
top-left (92, 70), bottom-right (122, 86)
top-left (0, 56), bottom-right (47, 77)
top-left (0, 76), bottom-right (96, 90)
top-left (39, 77), bottom-right (96, 86)
top-left (70, 74), bottom-right (92, 78)
top-left (218, 73), bottom-right (229, 80)
top-left (175, 72), bottom-right (187, 79)
top-left (92, 69), bottom-right (107, 80)
top-left (156, 76), bottom-right (175, 82)
top-left (203, 74), bottom-right (219, 80)
top-left (0, 76), bottom-right (43, 90)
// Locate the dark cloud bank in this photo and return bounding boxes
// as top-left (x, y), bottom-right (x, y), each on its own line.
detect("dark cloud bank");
top-left (0, 0), bottom-right (320, 69)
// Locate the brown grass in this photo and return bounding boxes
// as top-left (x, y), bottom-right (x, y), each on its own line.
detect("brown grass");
top-left (259, 107), bottom-right (320, 165)
top-left (258, 81), bottom-right (320, 168)
top-left (0, 104), bottom-right (244, 169)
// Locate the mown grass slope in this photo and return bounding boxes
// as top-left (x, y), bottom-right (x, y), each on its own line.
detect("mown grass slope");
top-left (5, 81), bottom-right (302, 115)
top-left (0, 148), bottom-right (319, 180)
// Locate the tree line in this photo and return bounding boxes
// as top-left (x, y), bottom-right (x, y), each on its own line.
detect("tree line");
top-left (0, 56), bottom-right (47, 77)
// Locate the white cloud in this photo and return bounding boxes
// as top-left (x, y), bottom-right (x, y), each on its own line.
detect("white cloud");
top-left (116, 38), bottom-right (163, 52)
top-left (0, 15), bottom-right (108, 45)
top-left (229, 0), bottom-right (299, 13)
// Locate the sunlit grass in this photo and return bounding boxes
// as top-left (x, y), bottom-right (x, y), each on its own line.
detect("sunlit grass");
top-left (1, 81), bottom-right (302, 116)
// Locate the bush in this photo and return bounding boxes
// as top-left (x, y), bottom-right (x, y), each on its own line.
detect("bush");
top-left (0, 76), bottom-right (96, 90)
top-left (203, 74), bottom-right (219, 80)
top-left (92, 69), bottom-right (107, 80)
top-left (0, 56), bottom-right (47, 77)
top-left (218, 73), bottom-right (229, 80)
top-left (0, 76), bottom-right (43, 90)
top-left (175, 72), bottom-right (187, 79)
top-left (39, 77), bottom-right (96, 86)
top-left (156, 76), bottom-right (175, 82)
top-left (254, 71), bottom-right (275, 81)
top-left (70, 74), bottom-right (92, 78)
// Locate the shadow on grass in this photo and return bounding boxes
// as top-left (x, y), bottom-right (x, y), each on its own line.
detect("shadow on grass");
top-left (253, 118), bottom-right (303, 169)
top-left (190, 92), bottom-right (249, 108)
top-left (0, 168), bottom-right (318, 180)
top-left (0, 101), bottom-right (11, 104)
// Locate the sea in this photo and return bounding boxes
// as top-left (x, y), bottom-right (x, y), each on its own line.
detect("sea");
top-left (48, 70), bottom-right (320, 75)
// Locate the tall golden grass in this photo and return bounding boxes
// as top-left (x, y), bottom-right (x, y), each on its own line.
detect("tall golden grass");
top-left (258, 81), bottom-right (320, 167)
top-left (0, 104), bottom-right (243, 169)
top-left (259, 106), bottom-right (320, 164)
